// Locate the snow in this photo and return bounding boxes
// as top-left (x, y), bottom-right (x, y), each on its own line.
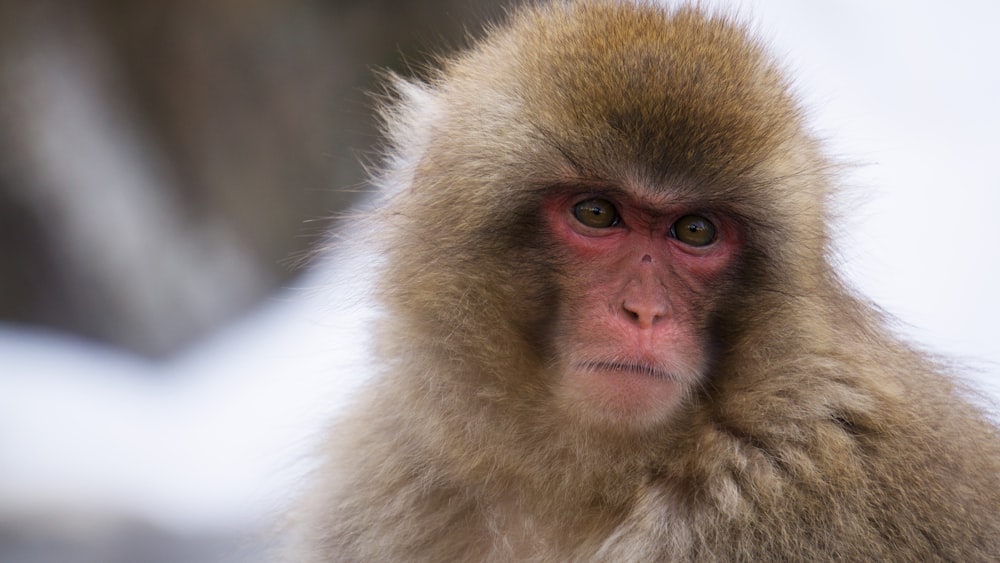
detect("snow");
top-left (0, 258), bottom-right (376, 533)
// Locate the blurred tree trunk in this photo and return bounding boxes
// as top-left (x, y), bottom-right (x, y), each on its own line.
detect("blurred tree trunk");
top-left (0, 0), bottom-right (499, 357)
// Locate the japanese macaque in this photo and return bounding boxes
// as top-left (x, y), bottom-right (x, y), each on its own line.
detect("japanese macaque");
top-left (288, 1), bottom-right (1000, 560)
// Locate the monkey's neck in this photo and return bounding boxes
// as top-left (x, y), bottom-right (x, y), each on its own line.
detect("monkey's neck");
top-left (395, 365), bottom-right (676, 506)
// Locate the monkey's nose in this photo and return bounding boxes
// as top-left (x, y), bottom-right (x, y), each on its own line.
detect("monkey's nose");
top-left (621, 261), bottom-right (669, 328)
top-left (622, 296), bottom-right (669, 329)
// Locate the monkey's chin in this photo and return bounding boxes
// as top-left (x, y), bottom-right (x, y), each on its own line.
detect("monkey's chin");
top-left (555, 361), bottom-right (696, 431)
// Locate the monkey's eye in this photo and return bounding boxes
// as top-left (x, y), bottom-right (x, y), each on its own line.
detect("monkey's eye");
top-left (572, 198), bottom-right (620, 229)
top-left (670, 215), bottom-right (717, 247)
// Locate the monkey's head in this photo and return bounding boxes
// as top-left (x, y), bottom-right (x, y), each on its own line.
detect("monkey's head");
top-left (376, 1), bottom-right (833, 434)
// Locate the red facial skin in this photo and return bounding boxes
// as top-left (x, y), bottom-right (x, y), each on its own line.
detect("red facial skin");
top-left (543, 186), bottom-right (741, 429)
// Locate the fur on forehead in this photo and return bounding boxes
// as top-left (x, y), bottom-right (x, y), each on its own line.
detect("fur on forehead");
top-left (420, 1), bottom-right (806, 188)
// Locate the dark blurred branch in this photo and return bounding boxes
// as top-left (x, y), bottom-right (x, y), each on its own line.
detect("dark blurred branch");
top-left (0, 0), bottom-right (498, 357)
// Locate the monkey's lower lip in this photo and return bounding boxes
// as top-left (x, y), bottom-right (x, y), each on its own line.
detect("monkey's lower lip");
top-left (579, 361), bottom-right (677, 380)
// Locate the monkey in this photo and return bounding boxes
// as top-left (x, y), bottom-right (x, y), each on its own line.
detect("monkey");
top-left (286, 1), bottom-right (1000, 561)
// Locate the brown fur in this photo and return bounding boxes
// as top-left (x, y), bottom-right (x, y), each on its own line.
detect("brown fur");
top-left (288, 1), bottom-right (1000, 560)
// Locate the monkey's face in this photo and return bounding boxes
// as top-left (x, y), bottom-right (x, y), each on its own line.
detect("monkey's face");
top-left (543, 181), bottom-right (743, 431)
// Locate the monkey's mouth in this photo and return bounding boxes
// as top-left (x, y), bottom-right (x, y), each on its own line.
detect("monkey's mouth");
top-left (579, 360), bottom-right (678, 381)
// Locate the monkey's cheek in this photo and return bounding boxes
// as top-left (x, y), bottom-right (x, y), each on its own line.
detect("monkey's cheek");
top-left (554, 367), bottom-right (694, 430)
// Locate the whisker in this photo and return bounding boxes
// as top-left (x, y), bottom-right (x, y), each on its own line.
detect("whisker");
top-left (578, 360), bottom-right (679, 381)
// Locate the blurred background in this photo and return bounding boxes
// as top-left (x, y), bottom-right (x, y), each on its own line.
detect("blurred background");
top-left (0, 0), bottom-right (997, 561)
